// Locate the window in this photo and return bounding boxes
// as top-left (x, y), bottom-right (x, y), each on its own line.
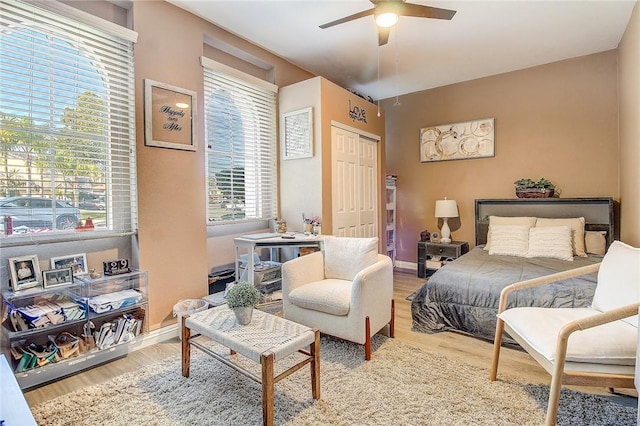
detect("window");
top-left (202, 57), bottom-right (278, 224)
top-left (0, 0), bottom-right (137, 238)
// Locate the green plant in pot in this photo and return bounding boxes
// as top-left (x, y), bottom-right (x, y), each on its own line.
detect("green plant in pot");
top-left (514, 177), bottom-right (556, 198)
top-left (226, 281), bottom-right (260, 325)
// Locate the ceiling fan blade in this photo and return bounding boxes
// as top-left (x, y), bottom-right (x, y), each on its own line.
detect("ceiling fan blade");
top-left (378, 27), bottom-right (390, 46)
top-left (399, 3), bottom-right (456, 20)
top-left (319, 8), bottom-right (376, 29)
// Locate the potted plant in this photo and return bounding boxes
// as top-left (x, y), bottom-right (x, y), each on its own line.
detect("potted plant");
top-left (226, 281), bottom-right (260, 325)
top-left (514, 177), bottom-right (556, 198)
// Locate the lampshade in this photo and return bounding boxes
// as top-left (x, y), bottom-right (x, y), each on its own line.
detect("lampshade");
top-left (435, 199), bottom-right (458, 218)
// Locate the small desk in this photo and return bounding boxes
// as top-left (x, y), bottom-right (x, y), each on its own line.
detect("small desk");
top-left (234, 233), bottom-right (323, 284)
top-left (182, 306), bottom-right (320, 426)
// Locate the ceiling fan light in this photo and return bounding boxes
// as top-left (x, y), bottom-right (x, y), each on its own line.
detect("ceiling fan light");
top-left (376, 12), bottom-right (398, 28)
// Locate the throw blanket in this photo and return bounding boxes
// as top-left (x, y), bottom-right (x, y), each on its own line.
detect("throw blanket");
top-left (411, 248), bottom-right (602, 343)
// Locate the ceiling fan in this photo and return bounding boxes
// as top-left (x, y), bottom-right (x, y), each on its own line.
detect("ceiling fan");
top-left (319, 0), bottom-right (456, 46)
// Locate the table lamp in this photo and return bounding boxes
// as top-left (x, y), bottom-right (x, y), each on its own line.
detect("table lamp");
top-left (435, 198), bottom-right (458, 243)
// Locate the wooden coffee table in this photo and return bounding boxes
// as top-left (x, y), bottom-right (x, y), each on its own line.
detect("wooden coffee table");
top-left (181, 305), bottom-right (320, 425)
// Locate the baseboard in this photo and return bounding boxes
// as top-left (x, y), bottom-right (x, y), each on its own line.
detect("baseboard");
top-left (135, 323), bottom-right (180, 349)
top-left (394, 260), bottom-right (417, 271)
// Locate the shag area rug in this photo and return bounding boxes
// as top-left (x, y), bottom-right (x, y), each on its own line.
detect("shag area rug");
top-left (32, 336), bottom-right (636, 426)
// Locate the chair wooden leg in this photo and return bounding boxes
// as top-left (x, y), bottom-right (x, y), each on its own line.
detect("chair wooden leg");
top-left (389, 299), bottom-right (395, 338)
top-left (364, 316), bottom-right (371, 360)
top-left (489, 317), bottom-right (504, 381)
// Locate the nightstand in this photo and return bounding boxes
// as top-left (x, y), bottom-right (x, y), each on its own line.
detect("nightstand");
top-left (417, 240), bottom-right (469, 278)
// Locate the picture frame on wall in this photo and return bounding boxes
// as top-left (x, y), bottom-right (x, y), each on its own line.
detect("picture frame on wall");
top-left (420, 117), bottom-right (495, 163)
top-left (281, 107), bottom-right (313, 160)
top-left (144, 79), bottom-right (197, 151)
top-left (8, 255), bottom-right (41, 291)
top-left (42, 268), bottom-right (73, 289)
top-left (51, 253), bottom-right (88, 277)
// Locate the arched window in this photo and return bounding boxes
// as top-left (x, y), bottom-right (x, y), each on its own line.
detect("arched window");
top-left (202, 58), bottom-right (277, 224)
top-left (0, 0), bottom-right (136, 238)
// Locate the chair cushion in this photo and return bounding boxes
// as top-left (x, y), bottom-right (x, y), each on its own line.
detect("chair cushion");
top-left (323, 236), bottom-right (378, 281)
top-left (288, 278), bottom-right (352, 316)
top-left (500, 307), bottom-right (638, 365)
top-left (592, 240), bottom-right (640, 327)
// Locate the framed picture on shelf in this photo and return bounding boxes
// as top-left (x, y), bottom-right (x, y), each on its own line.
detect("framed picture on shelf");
top-left (8, 255), bottom-right (41, 291)
top-left (51, 253), bottom-right (88, 277)
top-left (43, 268), bottom-right (73, 289)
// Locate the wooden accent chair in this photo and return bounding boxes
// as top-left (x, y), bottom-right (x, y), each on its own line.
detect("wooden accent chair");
top-left (490, 240), bottom-right (639, 426)
top-left (282, 236), bottom-right (394, 360)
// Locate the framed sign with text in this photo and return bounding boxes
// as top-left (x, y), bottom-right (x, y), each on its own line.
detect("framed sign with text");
top-left (144, 79), bottom-right (197, 151)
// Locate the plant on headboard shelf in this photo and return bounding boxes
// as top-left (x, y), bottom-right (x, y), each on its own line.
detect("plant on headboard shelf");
top-left (514, 178), bottom-right (556, 198)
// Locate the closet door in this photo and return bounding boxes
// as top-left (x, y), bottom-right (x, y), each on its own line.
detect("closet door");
top-left (358, 136), bottom-right (378, 237)
top-left (331, 125), bottom-right (378, 237)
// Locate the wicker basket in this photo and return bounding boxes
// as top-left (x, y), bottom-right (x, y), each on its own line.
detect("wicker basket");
top-left (515, 188), bottom-right (554, 198)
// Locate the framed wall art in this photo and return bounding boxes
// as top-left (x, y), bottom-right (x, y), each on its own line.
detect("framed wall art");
top-left (281, 107), bottom-right (313, 160)
top-left (43, 268), bottom-right (73, 289)
top-left (51, 253), bottom-right (88, 277)
top-left (144, 79), bottom-right (197, 151)
top-left (8, 255), bottom-right (41, 291)
top-left (420, 117), bottom-right (495, 163)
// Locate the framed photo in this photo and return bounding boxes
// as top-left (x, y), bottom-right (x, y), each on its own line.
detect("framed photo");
top-left (8, 255), bottom-right (41, 291)
top-left (144, 79), bottom-right (197, 151)
top-left (51, 253), bottom-right (88, 277)
top-left (420, 117), bottom-right (495, 163)
top-left (281, 107), bottom-right (313, 160)
top-left (43, 268), bottom-right (73, 289)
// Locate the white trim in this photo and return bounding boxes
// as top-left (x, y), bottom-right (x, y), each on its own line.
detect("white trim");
top-left (331, 120), bottom-right (381, 142)
top-left (200, 56), bottom-right (278, 93)
top-left (395, 260), bottom-right (417, 271)
top-left (136, 324), bottom-right (180, 348)
top-left (22, 0), bottom-right (138, 42)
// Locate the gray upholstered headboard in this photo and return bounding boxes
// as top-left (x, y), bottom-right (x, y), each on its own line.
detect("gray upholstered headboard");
top-left (475, 198), bottom-right (618, 249)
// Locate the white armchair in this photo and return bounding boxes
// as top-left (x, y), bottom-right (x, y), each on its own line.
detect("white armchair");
top-left (490, 240), bottom-right (640, 426)
top-left (282, 236), bottom-right (394, 360)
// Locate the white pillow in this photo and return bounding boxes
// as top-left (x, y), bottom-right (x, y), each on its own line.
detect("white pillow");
top-left (488, 225), bottom-right (530, 257)
top-left (535, 217), bottom-right (586, 257)
top-left (526, 226), bottom-right (574, 261)
top-left (484, 216), bottom-right (537, 251)
top-left (323, 236), bottom-right (378, 281)
top-left (585, 231), bottom-right (607, 255)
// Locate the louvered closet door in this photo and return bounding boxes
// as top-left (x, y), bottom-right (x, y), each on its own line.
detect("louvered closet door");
top-left (331, 125), bottom-right (378, 238)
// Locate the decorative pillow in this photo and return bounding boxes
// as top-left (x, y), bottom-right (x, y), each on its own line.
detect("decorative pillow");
top-left (484, 216), bottom-right (537, 251)
top-left (535, 217), bottom-right (586, 257)
top-left (487, 225), bottom-right (530, 257)
top-left (526, 226), bottom-right (574, 261)
top-left (585, 231), bottom-right (607, 256)
top-left (323, 236), bottom-right (378, 281)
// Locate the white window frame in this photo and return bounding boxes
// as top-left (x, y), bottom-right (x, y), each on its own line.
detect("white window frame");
top-left (0, 0), bottom-right (138, 244)
top-left (201, 57), bottom-right (278, 227)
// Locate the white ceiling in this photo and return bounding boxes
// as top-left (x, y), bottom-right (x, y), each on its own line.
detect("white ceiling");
top-left (168, 0), bottom-right (636, 100)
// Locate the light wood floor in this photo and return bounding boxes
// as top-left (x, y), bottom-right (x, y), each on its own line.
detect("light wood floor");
top-left (24, 270), bottom-right (637, 408)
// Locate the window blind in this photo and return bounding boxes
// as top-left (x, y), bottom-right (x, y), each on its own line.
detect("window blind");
top-left (0, 0), bottom-right (137, 238)
top-left (202, 58), bottom-right (277, 224)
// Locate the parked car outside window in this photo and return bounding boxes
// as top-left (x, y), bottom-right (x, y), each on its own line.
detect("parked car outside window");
top-left (0, 196), bottom-right (80, 231)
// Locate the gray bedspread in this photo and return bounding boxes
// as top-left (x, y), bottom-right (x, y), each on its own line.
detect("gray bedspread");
top-left (411, 247), bottom-right (601, 343)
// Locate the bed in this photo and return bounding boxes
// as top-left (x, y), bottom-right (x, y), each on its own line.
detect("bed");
top-left (411, 197), bottom-right (618, 343)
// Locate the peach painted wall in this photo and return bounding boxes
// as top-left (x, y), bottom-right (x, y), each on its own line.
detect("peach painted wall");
top-left (381, 51), bottom-right (621, 265)
top-left (618, 2), bottom-right (640, 246)
top-left (132, 1), bottom-right (313, 329)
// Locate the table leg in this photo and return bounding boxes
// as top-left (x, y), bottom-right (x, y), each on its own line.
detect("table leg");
top-left (310, 329), bottom-right (320, 400)
top-left (181, 315), bottom-right (190, 378)
top-left (261, 352), bottom-right (275, 426)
